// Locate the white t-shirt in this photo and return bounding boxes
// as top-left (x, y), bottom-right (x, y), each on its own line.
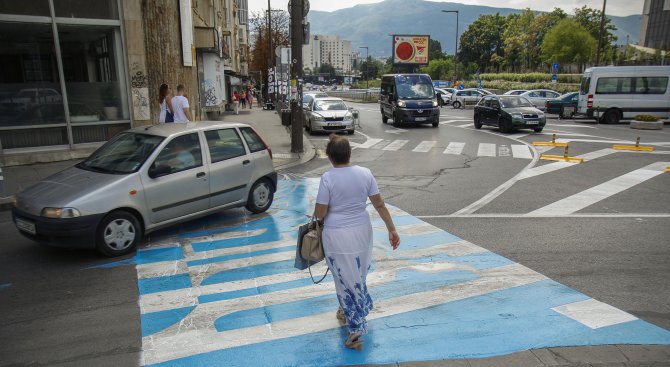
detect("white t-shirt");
top-left (171, 95), bottom-right (190, 123)
top-left (316, 165), bottom-right (380, 229)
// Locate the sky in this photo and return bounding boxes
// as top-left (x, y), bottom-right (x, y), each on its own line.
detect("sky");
top-left (247, 0), bottom-right (643, 17)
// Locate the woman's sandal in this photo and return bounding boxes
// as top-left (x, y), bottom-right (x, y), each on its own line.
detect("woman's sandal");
top-left (344, 332), bottom-right (363, 351)
top-left (335, 308), bottom-right (346, 324)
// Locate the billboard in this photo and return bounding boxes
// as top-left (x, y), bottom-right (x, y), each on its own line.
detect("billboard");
top-left (392, 35), bottom-right (429, 65)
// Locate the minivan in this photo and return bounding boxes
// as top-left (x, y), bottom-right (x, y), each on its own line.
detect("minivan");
top-left (379, 74), bottom-right (440, 127)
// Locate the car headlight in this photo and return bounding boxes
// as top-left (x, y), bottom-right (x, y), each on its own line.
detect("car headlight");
top-left (432, 99), bottom-right (438, 107)
top-left (312, 114), bottom-right (324, 121)
top-left (41, 207), bottom-right (81, 218)
top-left (397, 100), bottom-right (406, 107)
top-left (343, 113), bottom-right (353, 122)
top-left (511, 113), bottom-right (523, 120)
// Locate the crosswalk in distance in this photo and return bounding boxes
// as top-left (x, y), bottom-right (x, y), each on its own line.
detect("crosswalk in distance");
top-left (351, 139), bottom-right (534, 159)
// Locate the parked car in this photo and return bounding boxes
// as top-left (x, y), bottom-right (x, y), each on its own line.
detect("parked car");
top-left (474, 95), bottom-right (546, 133)
top-left (434, 87), bottom-right (454, 106)
top-left (0, 88), bottom-right (62, 113)
top-left (518, 89), bottom-right (561, 110)
top-left (503, 90), bottom-right (528, 95)
top-left (12, 122), bottom-right (277, 257)
top-left (302, 91), bottom-right (328, 108)
top-left (450, 88), bottom-right (486, 109)
top-left (304, 97), bottom-right (356, 135)
top-left (545, 92), bottom-right (579, 118)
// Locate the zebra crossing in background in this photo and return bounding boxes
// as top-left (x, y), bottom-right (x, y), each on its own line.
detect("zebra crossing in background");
top-left (351, 139), bottom-right (535, 159)
top-left (134, 178), bottom-right (670, 367)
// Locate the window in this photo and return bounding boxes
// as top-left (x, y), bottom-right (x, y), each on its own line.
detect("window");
top-left (490, 99), bottom-right (500, 109)
top-left (240, 127), bottom-right (266, 153)
top-left (596, 77), bottom-right (633, 94)
top-left (205, 128), bottom-right (246, 163)
top-left (635, 77), bottom-right (668, 94)
top-left (580, 76), bottom-right (591, 95)
top-left (154, 133), bottom-right (203, 173)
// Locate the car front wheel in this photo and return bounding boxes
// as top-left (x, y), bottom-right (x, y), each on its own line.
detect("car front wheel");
top-left (452, 101), bottom-right (461, 109)
top-left (96, 211), bottom-right (142, 257)
top-left (474, 115), bottom-right (483, 129)
top-left (246, 178), bottom-right (274, 214)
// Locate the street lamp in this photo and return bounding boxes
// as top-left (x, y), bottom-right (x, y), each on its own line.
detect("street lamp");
top-left (441, 10), bottom-right (459, 58)
top-left (359, 46), bottom-right (369, 89)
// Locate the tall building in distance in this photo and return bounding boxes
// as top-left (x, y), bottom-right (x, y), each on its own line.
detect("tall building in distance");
top-left (303, 34), bottom-right (352, 75)
top-left (640, 0), bottom-right (670, 49)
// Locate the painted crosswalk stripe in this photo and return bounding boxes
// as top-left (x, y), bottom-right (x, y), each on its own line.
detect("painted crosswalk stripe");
top-left (352, 138), bottom-right (383, 149)
top-left (527, 162), bottom-right (669, 216)
top-left (477, 143), bottom-right (496, 157)
top-left (518, 148), bottom-right (617, 180)
top-left (443, 142), bottom-right (465, 155)
top-left (511, 144), bottom-right (532, 159)
top-left (383, 140), bottom-right (409, 151)
top-left (371, 139), bottom-right (392, 150)
top-left (412, 141), bottom-right (436, 152)
top-left (455, 123), bottom-right (472, 128)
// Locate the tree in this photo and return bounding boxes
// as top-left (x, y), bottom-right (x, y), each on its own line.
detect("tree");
top-left (249, 9), bottom-right (290, 84)
top-left (503, 10), bottom-right (536, 72)
top-left (458, 13), bottom-right (508, 73)
top-left (574, 6), bottom-right (618, 64)
top-left (359, 59), bottom-right (383, 80)
top-left (541, 19), bottom-right (596, 72)
top-left (429, 39), bottom-right (445, 60)
top-left (420, 58), bottom-right (455, 80)
top-left (317, 63), bottom-right (336, 76)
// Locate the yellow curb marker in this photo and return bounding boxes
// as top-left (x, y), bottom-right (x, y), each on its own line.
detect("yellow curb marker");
top-left (539, 145), bottom-right (584, 163)
top-left (666, 166), bottom-right (670, 173)
top-left (613, 137), bottom-right (654, 152)
top-left (532, 134), bottom-right (568, 147)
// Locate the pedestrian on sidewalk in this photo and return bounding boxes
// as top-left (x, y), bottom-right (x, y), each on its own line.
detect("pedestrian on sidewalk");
top-left (313, 134), bottom-right (400, 351)
top-left (171, 84), bottom-right (193, 123)
top-left (247, 89), bottom-right (253, 109)
top-left (233, 90), bottom-right (240, 115)
top-left (240, 90), bottom-right (247, 109)
top-left (158, 83), bottom-right (174, 123)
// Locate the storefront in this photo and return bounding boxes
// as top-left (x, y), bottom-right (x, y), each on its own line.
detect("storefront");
top-left (0, 0), bottom-right (130, 154)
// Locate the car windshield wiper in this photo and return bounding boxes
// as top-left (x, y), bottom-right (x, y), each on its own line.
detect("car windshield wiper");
top-left (77, 164), bottom-right (116, 174)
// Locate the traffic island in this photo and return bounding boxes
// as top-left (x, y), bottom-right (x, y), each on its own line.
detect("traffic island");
top-left (630, 114), bottom-right (663, 130)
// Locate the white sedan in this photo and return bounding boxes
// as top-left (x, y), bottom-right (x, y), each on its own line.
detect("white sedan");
top-left (518, 89), bottom-right (562, 110)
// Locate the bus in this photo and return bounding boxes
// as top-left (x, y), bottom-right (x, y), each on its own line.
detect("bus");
top-left (577, 66), bottom-right (670, 124)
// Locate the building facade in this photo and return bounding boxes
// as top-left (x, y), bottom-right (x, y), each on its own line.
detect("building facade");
top-left (640, 0), bottom-right (670, 50)
top-left (0, 0), bottom-right (249, 165)
top-left (302, 34), bottom-right (352, 75)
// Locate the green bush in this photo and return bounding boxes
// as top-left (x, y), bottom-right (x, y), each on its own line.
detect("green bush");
top-left (479, 73), bottom-right (582, 84)
top-left (633, 114), bottom-right (659, 122)
top-left (462, 80), bottom-right (579, 94)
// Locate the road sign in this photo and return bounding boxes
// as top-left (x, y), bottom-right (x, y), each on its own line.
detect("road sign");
top-left (553, 63), bottom-right (559, 74)
top-left (458, 84), bottom-right (465, 90)
top-left (551, 74), bottom-right (557, 83)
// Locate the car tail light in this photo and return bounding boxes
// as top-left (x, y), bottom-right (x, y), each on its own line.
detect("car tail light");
top-left (587, 94), bottom-right (593, 108)
top-left (545, 101), bottom-right (549, 108)
top-left (252, 127), bottom-right (272, 159)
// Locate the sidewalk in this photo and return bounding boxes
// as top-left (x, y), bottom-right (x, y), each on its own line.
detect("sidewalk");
top-left (0, 106), bottom-right (315, 211)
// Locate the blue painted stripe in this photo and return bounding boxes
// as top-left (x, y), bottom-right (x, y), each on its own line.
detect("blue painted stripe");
top-left (199, 277), bottom-right (322, 304)
top-left (191, 229), bottom-right (283, 252)
top-left (214, 269), bottom-right (478, 332)
top-left (141, 306), bottom-right (196, 337)
top-left (137, 247), bottom-right (185, 264)
top-left (138, 274), bottom-right (193, 295)
top-left (187, 245), bottom-right (295, 267)
top-left (146, 279), bottom-right (670, 367)
top-left (83, 258), bottom-right (136, 270)
top-left (371, 215), bottom-right (422, 227)
top-left (0, 283), bottom-right (11, 291)
top-left (374, 229), bottom-right (462, 249)
top-left (200, 259), bottom-right (296, 286)
top-left (405, 251), bottom-right (514, 270)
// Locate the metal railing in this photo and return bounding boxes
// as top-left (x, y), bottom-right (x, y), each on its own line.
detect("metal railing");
top-left (325, 89), bottom-right (379, 103)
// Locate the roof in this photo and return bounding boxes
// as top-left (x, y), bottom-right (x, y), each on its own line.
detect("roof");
top-left (127, 121), bottom-right (250, 138)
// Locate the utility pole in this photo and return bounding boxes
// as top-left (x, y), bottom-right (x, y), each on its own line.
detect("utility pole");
top-left (595, 0), bottom-right (607, 66)
top-left (267, 1), bottom-right (273, 105)
top-left (290, 0), bottom-right (305, 153)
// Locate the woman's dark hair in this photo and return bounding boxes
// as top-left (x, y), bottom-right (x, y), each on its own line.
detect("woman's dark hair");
top-left (159, 83), bottom-right (168, 103)
top-left (325, 134), bottom-right (351, 165)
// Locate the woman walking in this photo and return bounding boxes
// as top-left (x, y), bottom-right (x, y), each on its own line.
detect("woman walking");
top-left (314, 135), bottom-right (400, 351)
top-left (158, 83), bottom-right (173, 123)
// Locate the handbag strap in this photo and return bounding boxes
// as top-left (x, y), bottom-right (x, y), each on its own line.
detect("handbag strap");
top-left (308, 214), bottom-right (328, 284)
top-left (308, 261), bottom-right (329, 284)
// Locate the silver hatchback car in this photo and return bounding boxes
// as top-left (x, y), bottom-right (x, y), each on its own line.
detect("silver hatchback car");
top-left (12, 122), bottom-right (277, 257)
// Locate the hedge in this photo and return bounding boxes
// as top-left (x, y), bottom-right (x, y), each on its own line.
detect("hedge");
top-left (462, 80), bottom-right (580, 94)
top-left (478, 73), bottom-right (582, 84)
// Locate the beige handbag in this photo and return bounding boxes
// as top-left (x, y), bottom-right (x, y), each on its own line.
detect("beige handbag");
top-left (297, 215), bottom-right (329, 283)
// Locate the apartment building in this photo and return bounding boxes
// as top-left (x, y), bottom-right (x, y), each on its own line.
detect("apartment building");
top-left (303, 34), bottom-right (352, 75)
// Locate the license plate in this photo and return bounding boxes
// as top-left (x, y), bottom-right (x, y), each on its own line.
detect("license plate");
top-left (328, 122), bottom-right (341, 126)
top-left (415, 117), bottom-right (427, 121)
top-left (564, 107), bottom-right (575, 114)
top-left (526, 120), bottom-right (539, 125)
top-left (15, 218), bottom-right (36, 235)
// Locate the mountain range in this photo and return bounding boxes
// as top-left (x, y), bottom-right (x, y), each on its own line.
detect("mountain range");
top-left (306, 0), bottom-right (642, 58)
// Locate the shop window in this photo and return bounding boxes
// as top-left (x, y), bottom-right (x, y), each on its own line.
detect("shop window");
top-left (0, 127), bottom-right (68, 149)
top-left (0, 0), bottom-right (50, 16)
top-left (54, 0), bottom-right (118, 19)
top-left (72, 122), bottom-right (130, 144)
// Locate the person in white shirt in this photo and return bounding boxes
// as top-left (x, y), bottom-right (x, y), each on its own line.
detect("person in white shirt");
top-left (171, 84), bottom-right (193, 123)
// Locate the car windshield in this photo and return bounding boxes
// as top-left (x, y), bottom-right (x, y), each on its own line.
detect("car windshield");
top-left (314, 100), bottom-right (347, 111)
top-left (500, 96), bottom-right (533, 108)
top-left (395, 75), bottom-right (435, 99)
top-left (76, 133), bottom-right (164, 174)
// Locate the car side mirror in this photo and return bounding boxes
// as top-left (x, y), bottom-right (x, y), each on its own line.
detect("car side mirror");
top-left (149, 164), bottom-right (171, 178)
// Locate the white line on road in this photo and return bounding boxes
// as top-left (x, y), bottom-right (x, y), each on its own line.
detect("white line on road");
top-left (511, 144), bottom-right (533, 159)
top-left (412, 141), bottom-right (436, 152)
top-left (477, 143), bottom-right (496, 157)
top-left (351, 138), bottom-right (383, 149)
top-left (383, 140), bottom-right (409, 151)
top-left (498, 145), bottom-right (511, 157)
top-left (417, 213), bottom-right (670, 218)
top-left (443, 142), bottom-right (466, 155)
top-left (455, 123), bottom-right (473, 128)
top-left (518, 148), bottom-right (617, 180)
top-left (527, 162), bottom-right (669, 216)
top-left (546, 124), bottom-right (597, 129)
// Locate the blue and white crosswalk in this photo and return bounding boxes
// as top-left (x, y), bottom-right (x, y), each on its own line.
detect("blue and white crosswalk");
top-left (135, 178), bottom-right (670, 366)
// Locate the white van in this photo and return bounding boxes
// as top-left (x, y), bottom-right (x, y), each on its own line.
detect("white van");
top-left (577, 66), bottom-right (670, 124)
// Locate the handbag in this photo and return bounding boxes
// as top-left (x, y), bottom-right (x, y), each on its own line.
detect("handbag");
top-left (295, 215), bottom-right (329, 284)
top-left (165, 108), bottom-right (174, 123)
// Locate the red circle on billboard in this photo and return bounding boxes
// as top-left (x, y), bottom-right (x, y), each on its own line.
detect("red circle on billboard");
top-left (396, 41), bottom-right (414, 61)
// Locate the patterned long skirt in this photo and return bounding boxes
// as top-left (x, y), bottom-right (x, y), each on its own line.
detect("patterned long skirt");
top-left (322, 222), bottom-right (374, 334)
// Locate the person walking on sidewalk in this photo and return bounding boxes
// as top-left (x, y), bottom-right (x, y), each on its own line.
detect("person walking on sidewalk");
top-left (247, 89), bottom-right (253, 109)
top-left (171, 84), bottom-right (193, 123)
top-left (314, 134), bottom-right (400, 351)
top-left (233, 90), bottom-right (240, 115)
top-left (240, 90), bottom-right (247, 109)
top-left (158, 83), bottom-right (174, 123)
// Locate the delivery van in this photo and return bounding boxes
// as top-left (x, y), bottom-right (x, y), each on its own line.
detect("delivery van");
top-left (379, 74), bottom-right (440, 127)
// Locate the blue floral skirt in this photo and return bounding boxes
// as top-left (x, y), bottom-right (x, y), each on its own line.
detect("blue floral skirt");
top-left (323, 222), bottom-right (374, 334)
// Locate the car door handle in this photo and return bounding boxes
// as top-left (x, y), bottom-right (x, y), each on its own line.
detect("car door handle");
top-left (196, 172), bottom-right (206, 178)
top-left (243, 160), bottom-right (251, 165)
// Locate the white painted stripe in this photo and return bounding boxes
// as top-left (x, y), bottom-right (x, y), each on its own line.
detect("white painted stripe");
top-left (352, 138), bottom-right (383, 149)
top-left (412, 141), bottom-right (436, 152)
top-left (477, 143), bottom-right (496, 157)
top-left (546, 124), bottom-right (597, 129)
top-left (383, 139), bottom-right (409, 151)
top-left (552, 299), bottom-right (637, 329)
top-left (511, 144), bottom-right (533, 159)
top-left (417, 213), bottom-right (670, 219)
top-left (518, 148), bottom-right (617, 180)
top-left (527, 162), bottom-right (669, 216)
top-left (455, 123), bottom-right (472, 128)
top-left (141, 263), bottom-right (546, 365)
top-left (498, 145), bottom-right (511, 157)
top-left (443, 142), bottom-right (465, 155)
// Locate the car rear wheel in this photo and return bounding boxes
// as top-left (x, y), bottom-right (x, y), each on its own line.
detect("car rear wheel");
top-left (382, 113), bottom-right (388, 124)
top-left (246, 178), bottom-right (274, 214)
top-left (474, 115), bottom-right (483, 129)
top-left (96, 211), bottom-right (142, 257)
top-left (499, 118), bottom-right (511, 133)
top-left (534, 127), bottom-right (544, 133)
top-left (347, 129), bottom-right (354, 135)
top-left (432, 121), bottom-right (439, 127)
top-left (452, 101), bottom-right (461, 109)
top-left (602, 109), bottom-right (621, 124)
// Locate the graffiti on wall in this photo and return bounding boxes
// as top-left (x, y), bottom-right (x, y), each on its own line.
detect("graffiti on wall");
top-left (132, 87), bottom-right (150, 120)
top-left (131, 71), bottom-right (148, 88)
